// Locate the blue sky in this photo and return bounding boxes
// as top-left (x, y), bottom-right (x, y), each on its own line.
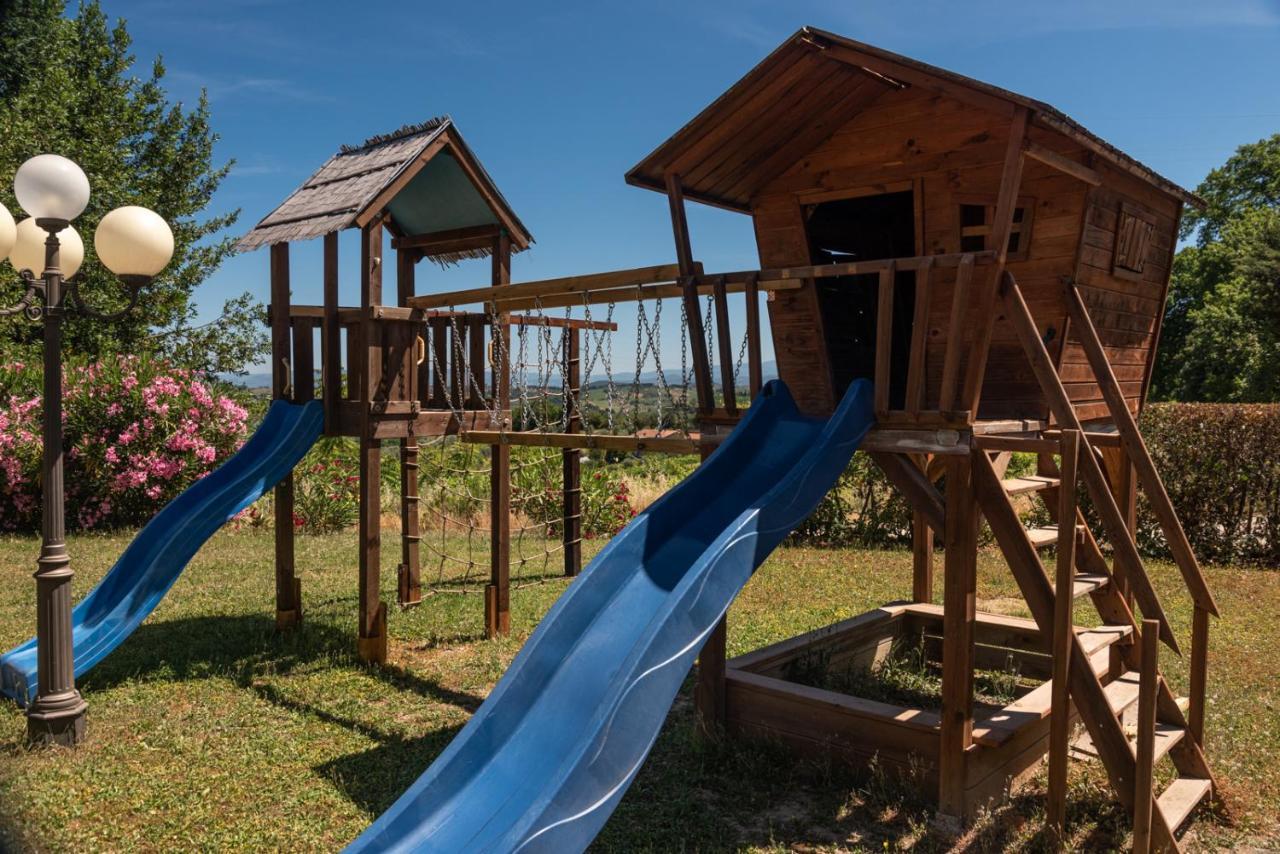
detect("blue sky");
top-left (100, 0), bottom-right (1280, 373)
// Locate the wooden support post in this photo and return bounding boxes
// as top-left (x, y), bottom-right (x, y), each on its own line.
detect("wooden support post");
top-left (695, 443), bottom-right (727, 739)
top-left (937, 254), bottom-right (974, 412)
top-left (322, 233), bottom-right (340, 425)
top-left (1189, 605), bottom-right (1209, 745)
top-left (939, 452), bottom-right (979, 820)
top-left (911, 454), bottom-right (934, 603)
top-left (1134, 619), bottom-right (1160, 854)
top-left (1047, 429), bottom-right (1080, 841)
top-left (397, 248), bottom-right (421, 607)
top-left (487, 230), bottom-right (512, 638)
top-left (873, 262), bottom-right (896, 416)
top-left (665, 173), bottom-right (714, 413)
top-left (1102, 445), bottom-right (1137, 609)
top-left (905, 258), bottom-right (933, 413)
top-left (357, 219), bottom-right (386, 663)
top-left (961, 107), bottom-right (1029, 416)
top-left (745, 274), bottom-right (763, 400)
top-left (711, 276), bottom-right (736, 414)
top-left (563, 328), bottom-right (583, 577)
top-left (270, 242), bottom-right (302, 630)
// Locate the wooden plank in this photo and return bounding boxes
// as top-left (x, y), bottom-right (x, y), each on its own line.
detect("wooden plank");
top-left (905, 258), bottom-right (933, 412)
top-left (467, 315), bottom-right (486, 409)
top-left (712, 276), bottom-right (737, 414)
top-left (1157, 778), bottom-right (1211, 834)
top-left (291, 319), bottom-right (315, 401)
top-left (1189, 605), bottom-right (1209, 746)
top-left (1067, 285), bottom-right (1218, 617)
top-left (563, 329), bottom-right (582, 577)
top-left (493, 276), bottom-right (799, 313)
top-left (938, 253), bottom-right (974, 411)
top-left (390, 222), bottom-right (501, 253)
top-left (407, 262), bottom-right (686, 310)
top-left (870, 452), bottom-right (946, 535)
top-left (874, 263), bottom-right (896, 415)
top-left (322, 233), bottom-right (340, 424)
top-left (269, 242), bottom-right (300, 628)
top-left (1002, 274), bottom-right (1179, 653)
top-left (961, 106), bottom-right (1029, 415)
top-left (668, 174), bottom-right (715, 413)
top-left (1133, 619), bottom-right (1159, 854)
top-left (939, 452), bottom-right (979, 818)
top-left (488, 232), bottom-right (512, 639)
top-left (461, 429), bottom-right (699, 455)
top-left (745, 274), bottom-right (763, 399)
top-left (1024, 140), bottom-right (1102, 186)
top-left (1047, 429), bottom-right (1079, 840)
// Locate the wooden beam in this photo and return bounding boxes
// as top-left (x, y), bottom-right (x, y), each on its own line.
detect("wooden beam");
top-left (322, 233), bottom-right (341, 430)
top-left (905, 258), bottom-right (933, 413)
top-left (488, 230), bottom-right (512, 639)
top-left (1189, 605), bottom-right (1209, 745)
top-left (1046, 429), bottom-right (1080, 841)
top-left (391, 223), bottom-right (501, 252)
top-left (667, 173), bottom-right (715, 414)
top-left (745, 274), bottom-right (763, 399)
top-left (873, 262), bottom-right (896, 416)
top-left (563, 329), bottom-right (582, 577)
top-left (396, 247), bottom-right (421, 609)
top-left (938, 253), bottom-right (975, 413)
top-left (1024, 140), bottom-right (1102, 186)
top-left (911, 454), bottom-right (934, 603)
top-left (939, 452), bottom-right (978, 819)
top-left (961, 106), bottom-right (1029, 416)
top-left (462, 429), bottom-right (700, 455)
top-left (1133, 620), bottom-right (1159, 854)
top-left (870, 451), bottom-right (945, 536)
top-left (1066, 285), bottom-right (1218, 616)
top-left (270, 242), bottom-right (300, 629)
top-left (407, 263), bottom-right (686, 310)
top-left (712, 276), bottom-right (737, 414)
top-left (493, 277), bottom-right (800, 314)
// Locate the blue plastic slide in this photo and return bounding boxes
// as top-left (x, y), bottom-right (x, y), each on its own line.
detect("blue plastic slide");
top-left (0, 399), bottom-right (324, 706)
top-left (345, 379), bottom-right (876, 854)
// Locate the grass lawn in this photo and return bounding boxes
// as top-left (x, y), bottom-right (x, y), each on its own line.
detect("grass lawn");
top-left (0, 529), bottom-right (1277, 851)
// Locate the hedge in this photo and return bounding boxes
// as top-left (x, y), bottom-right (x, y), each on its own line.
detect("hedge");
top-left (790, 403), bottom-right (1280, 566)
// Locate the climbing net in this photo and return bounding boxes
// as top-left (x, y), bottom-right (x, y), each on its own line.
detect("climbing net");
top-left (412, 289), bottom-right (752, 595)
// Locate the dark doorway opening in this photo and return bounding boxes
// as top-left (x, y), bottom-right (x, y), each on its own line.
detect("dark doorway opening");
top-left (804, 190), bottom-right (917, 409)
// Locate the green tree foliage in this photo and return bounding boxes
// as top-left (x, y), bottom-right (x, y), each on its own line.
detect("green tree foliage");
top-left (0, 0), bottom-right (266, 374)
top-left (1153, 135), bottom-right (1280, 401)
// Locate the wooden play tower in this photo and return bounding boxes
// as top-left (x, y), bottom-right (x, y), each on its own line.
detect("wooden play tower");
top-left (237, 29), bottom-right (1219, 850)
top-left (621, 29), bottom-right (1221, 849)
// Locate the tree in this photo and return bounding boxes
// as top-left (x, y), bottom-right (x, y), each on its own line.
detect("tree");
top-left (1180, 134), bottom-right (1280, 246)
top-left (0, 0), bottom-right (266, 374)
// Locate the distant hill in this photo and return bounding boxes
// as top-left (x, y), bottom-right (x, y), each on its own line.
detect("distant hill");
top-left (220, 360), bottom-right (780, 393)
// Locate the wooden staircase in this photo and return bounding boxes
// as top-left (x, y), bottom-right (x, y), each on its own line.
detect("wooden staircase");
top-left (965, 273), bottom-right (1220, 851)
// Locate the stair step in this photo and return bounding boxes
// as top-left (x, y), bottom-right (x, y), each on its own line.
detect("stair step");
top-left (1057, 572), bottom-right (1111, 599)
top-left (1072, 720), bottom-right (1186, 763)
top-left (972, 636), bottom-right (1123, 747)
top-left (1001, 475), bottom-right (1061, 496)
top-left (1026, 525), bottom-right (1062, 548)
top-left (1158, 777), bottom-right (1212, 832)
top-left (1103, 670), bottom-right (1142, 715)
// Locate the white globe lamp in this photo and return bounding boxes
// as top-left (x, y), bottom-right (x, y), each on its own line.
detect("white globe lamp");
top-left (9, 217), bottom-right (83, 278)
top-left (94, 205), bottom-right (174, 277)
top-left (13, 154), bottom-right (91, 222)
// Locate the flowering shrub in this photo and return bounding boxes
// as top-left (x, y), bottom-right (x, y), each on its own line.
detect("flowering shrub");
top-left (293, 438), bottom-right (361, 534)
top-left (0, 355), bottom-right (252, 532)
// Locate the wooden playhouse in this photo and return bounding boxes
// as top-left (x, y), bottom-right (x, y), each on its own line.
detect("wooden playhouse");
top-left (624, 28), bottom-right (1219, 850)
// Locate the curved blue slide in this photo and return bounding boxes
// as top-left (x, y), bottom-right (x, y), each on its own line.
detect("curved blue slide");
top-left (346, 379), bottom-right (876, 853)
top-left (1, 399), bottom-right (324, 706)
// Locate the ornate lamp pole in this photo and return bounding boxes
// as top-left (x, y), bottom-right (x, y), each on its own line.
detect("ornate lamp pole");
top-left (0, 154), bottom-right (173, 746)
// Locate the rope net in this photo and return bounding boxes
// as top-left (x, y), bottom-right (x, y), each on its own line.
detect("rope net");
top-left (410, 289), bottom-right (748, 595)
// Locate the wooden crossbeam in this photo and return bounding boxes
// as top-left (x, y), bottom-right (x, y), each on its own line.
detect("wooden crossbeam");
top-left (407, 263), bottom-right (687, 310)
top-left (461, 429), bottom-right (702, 455)
top-left (870, 451), bottom-right (946, 535)
top-left (1024, 140), bottom-right (1103, 186)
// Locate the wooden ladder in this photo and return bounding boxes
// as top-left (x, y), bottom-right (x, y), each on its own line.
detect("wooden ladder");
top-left (975, 272), bottom-right (1222, 851)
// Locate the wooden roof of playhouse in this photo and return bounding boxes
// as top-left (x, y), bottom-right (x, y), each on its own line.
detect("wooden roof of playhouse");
top-left (236, 116), bottom-right (532, 262)
top-left (626, 27), bottom-right (1200, 212)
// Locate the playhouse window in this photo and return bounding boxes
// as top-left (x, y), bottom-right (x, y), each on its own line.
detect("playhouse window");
top-left (957, 199), bottom-right (1032, 259)
top-left (1114, 203), bottom-right (1156, 280)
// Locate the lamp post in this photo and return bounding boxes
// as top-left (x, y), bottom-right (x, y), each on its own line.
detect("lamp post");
top-left (0, 154), bottom-right (173, 746)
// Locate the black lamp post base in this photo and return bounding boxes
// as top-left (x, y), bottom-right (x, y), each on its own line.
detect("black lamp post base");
top-left (26, 693), bottom-right (87, 747)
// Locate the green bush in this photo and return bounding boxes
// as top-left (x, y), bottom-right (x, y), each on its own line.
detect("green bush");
top-left (1138, 403), bottom-right (1280, 564)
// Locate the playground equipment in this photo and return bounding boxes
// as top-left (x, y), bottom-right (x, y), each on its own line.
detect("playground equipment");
top-left (0, 26), bottom-right (1220, 852)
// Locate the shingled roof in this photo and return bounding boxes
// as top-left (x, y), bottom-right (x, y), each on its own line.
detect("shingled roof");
top-left (627, 27), bottom-right (1202, 212)
top-left (236, 117), bottom-right (532, 263)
